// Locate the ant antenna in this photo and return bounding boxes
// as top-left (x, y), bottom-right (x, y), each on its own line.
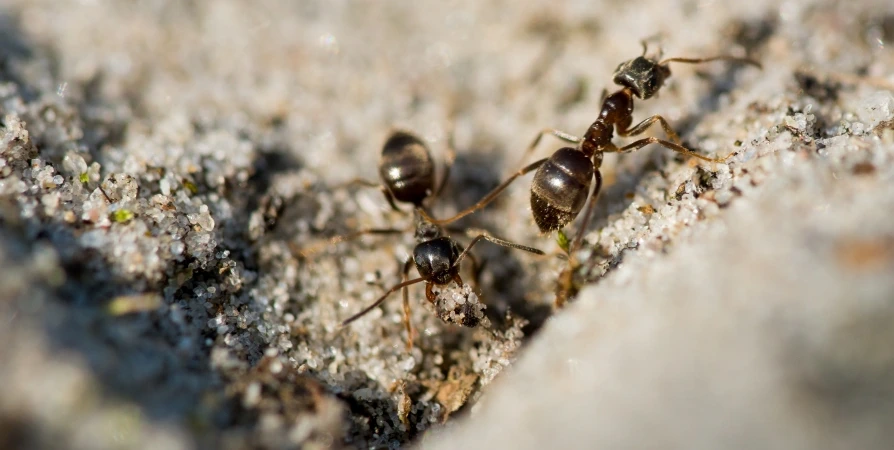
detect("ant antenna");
top-left (291, 226), bottom-right (412, 258)
top-left (660, 55), bottom-right (762, 69)
top-left (639, 33), bottom-right (666, 59)
top-left (341, 277), bottom-right (426, 326)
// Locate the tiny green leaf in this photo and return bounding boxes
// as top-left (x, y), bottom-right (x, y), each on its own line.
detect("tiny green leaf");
top-left (110, 209), bottom-right (135, 223)
top-left (556, 229), bottom-right (570, 253)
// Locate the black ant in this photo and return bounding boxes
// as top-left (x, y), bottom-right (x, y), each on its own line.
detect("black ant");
top-left (420, 43), bottom-right (761, 306)
top-left (294, 130), bottom-right (544, 349)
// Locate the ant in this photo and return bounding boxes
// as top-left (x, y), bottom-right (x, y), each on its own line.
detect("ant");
top-left (419, 43), bottom-right (761, 306)
top-left (294, 130), bottom-right (545, 349)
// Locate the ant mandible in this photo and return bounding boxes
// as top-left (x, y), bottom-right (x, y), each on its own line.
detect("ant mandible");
top-left (419, 43), bottom-right (761, 306)
top-left (293, 130), bottom-right (544, 349)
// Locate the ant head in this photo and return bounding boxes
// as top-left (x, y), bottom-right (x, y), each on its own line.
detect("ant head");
top-left (413, 236), bottom-right (461, 285)
top-left (379, 131), bottom-right (436, 206)
top-left (612, 56), bottom-right (672, 100)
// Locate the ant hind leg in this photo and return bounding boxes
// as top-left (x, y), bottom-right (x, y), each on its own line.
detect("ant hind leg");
top-left (419, 158), bottom-right (550, 225)
top-left (611, 137), bottom-right (734, 164)
top-left (419, 127), bottom-right (580, 225)
top-left (513, 128), bottom-right (582, 176)
top-left (334, 178), bottom-right (402, 212)
top-left (555, 171), bottom-right (603, 308)
top-left (400, 258), bottom-right (415, 350)
top-left (432, 122), bottom-right (457, 202)
top-left (292, 226), bottom-right (411, 258)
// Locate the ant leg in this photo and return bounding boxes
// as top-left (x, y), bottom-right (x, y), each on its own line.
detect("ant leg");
top-left (555, 171), bottom-right (603, 308)
top-left (291, 226), bottom-right (412, 258)
top-left (335, 178), bottom-right (401, 212)
top-left (618, 115), bottom-right (683, 145)
top-left (568, 171), bottom-right (604, 255)
top-left (342, 276), bottom-right (426, 326)
top-left (660, 55), bottom-right (762, 70)
top-left (335, 178), bottom-right (379, 189)
top-left (420, 128), bottom-right (580, 226)
top-left (610, 137), bottom-right (734, 163)
top-left (465, 253), bottom-right (483, 291)
top-left (425, 283), bottom-right (436, 303)
top-left (432, 122), bottom-right (457, 202)
top-left (512, 128), bottom-right (581, 175)
top-left (343, 179), bottom-right (402, 212)
top-left (400, 258), bottom-right (415, 350)
top-left (554, 265), bottom-right (576, 309)
top-left (381, 187), bottom-right (401, 212)
top-left (419, 158), bottom-right (549, 225)
top-left (452, 229), bottom-right (545, 268)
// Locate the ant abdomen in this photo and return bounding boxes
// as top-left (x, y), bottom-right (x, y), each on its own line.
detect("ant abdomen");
top-left (413, 236), bottom-right (462, 285)
top-left (379, 131), bottom-right (436, 205)
top-left (530, 147), bottom-right (595, 232)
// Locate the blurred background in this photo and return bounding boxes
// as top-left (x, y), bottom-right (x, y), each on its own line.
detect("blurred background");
top-left (1, 0), bottom-right (893, 449)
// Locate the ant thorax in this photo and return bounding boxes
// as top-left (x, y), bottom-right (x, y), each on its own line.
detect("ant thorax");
top-left (412, 210), bottom-right (442, 243)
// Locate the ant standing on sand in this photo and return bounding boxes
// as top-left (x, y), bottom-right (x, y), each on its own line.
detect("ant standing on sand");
top-left (293, 130), bottom-right (545, 349)
top-left (420, 43), bottom-right (761, 306)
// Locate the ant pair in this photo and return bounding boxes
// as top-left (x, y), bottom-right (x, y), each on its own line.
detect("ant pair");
top-left (419, 43), bottom-right (761, 305)
top-left (298, 42), bottom-right (761, 344)
top-left (295, 130), bottom-right (545, 349)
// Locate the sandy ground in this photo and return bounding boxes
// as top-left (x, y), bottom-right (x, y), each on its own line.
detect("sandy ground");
top-left (1, 0), bottom-right (893, 449)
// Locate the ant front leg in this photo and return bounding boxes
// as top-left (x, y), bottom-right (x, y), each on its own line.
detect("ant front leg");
top-left (454, 228), bottom-right (545, 267)
top-left (617, 115), bottom-right (683, 145)
top-left (425, 282), bottom-right (436, 304)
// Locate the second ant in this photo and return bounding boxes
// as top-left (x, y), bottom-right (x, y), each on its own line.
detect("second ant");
top-left (294, 129), bottom-right (545, 349)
